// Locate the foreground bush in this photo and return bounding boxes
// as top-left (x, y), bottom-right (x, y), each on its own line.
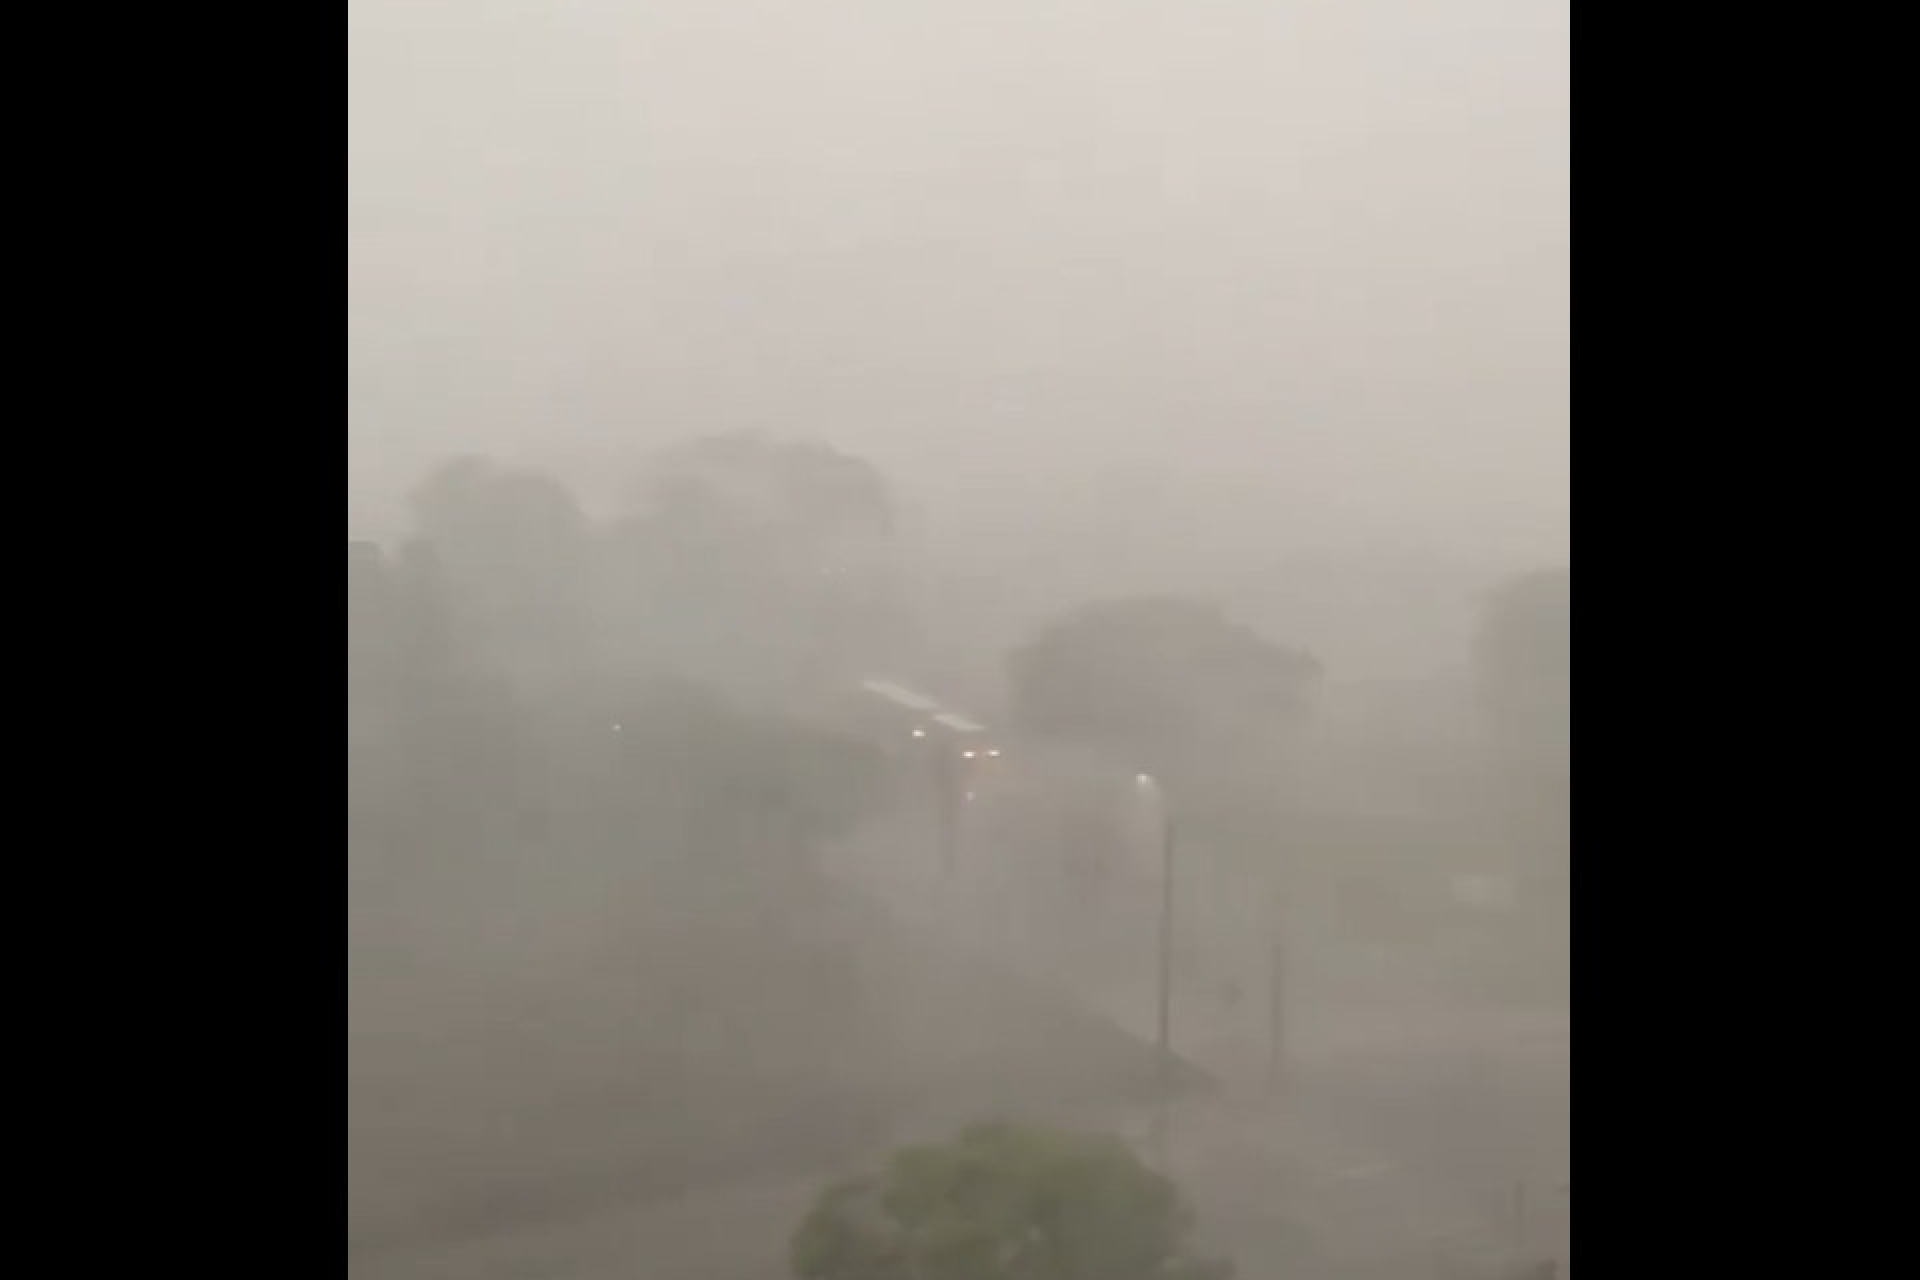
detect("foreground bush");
top-left (793, 1123), bottom-right (1235, 1280)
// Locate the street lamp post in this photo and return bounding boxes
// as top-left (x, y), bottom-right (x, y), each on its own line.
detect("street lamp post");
top-left (1139, 774), bottom-right (1179, 1160)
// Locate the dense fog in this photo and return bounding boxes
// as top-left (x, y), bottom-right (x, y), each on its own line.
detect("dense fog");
top-left (348, 4), bottom-right (1570, 1278)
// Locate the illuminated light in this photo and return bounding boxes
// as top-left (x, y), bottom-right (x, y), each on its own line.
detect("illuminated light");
top-left (963, 750), bottom-right (979, 760)
top-left (912, 728), bottom-right (929, 739)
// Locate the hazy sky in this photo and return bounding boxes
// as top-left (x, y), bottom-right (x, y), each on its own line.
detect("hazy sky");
top-left (348, 0), bottom-right (1570, 560)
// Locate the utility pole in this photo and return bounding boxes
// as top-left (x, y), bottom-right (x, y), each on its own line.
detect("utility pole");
top-left (1140, 775), bottom-right (1179, 1165)
top-left (1158, 804), bottom-right (1178, 1092)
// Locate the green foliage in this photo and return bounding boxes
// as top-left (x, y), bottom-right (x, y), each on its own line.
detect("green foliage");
top-left (1009, 597), bottom-right (1321, 774)
top-left (792, 1124), bottom-right (1235, 1280)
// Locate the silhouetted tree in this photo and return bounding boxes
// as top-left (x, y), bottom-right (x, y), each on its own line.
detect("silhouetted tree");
top-left (606, 433), bottom-right (905, 697)
top-left (793, 1124), bottom-right (1235, 1280)
top-left (1009, 597), bottom-right (1322, 776)
top-left (409, 457), bottom-right (593, 688)
top-left (349, 540), bottom-right (458, 706)
top-left (351, 437), bottom-right (900, 889)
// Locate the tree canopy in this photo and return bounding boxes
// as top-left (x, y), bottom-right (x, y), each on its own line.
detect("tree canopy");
top-left (347, 438), bottom-right (898, 883)
top-left (594, 433), bottom-right (905, 697)
top-left (793, 1124), bottom-right (1235, 1280)
top-left (1009, 597), bottom-right (1322, 776)
top-left (406, 457), bottom-right (594, 686)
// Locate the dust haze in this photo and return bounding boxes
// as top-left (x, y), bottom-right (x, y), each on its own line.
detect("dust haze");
top-left (349, 3), bottom-right (1570, 1278)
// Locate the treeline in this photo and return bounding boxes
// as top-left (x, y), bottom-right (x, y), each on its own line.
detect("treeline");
top-left (347, 431), bottom-right (1570, 894)
top-left (346, 435), bottom-right (901, 897)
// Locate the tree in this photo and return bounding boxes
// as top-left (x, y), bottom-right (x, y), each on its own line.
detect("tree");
top-left (607, 433), bottom-right (906, 697)
top-left (412, 458), bottom-right (591, 569)
top-left (349, 527), bottom-right (555, 862)
top-left (1008, 597), bottom-right (1322, 777)
top-left (408, 457), bottom-right (593, 688)
top-left (1475, 569), bottom-right (1572, 788)
top-left (792, 1124), bottom-right (1234, 1280)
top-left (348, 539), bottom-right (456, 709)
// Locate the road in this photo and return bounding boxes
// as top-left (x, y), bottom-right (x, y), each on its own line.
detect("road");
top-left (352, 1174), bottom-right (820, 1280)
top-left (1270, 1015), bottom-right (1571, 1276)
top-left (827, 798), bottom-right (1571, 1279)
top-left (349, 1008), bottom-right (1568, 1280)
top-left (351, 786), bottom-right (1569, 1280)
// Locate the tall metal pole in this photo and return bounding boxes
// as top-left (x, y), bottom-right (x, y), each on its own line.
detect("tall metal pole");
top-left (1158, 806), bottom-right (1177, 1085)
top-left (1152, 785), bottom-right (1179, 1164)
